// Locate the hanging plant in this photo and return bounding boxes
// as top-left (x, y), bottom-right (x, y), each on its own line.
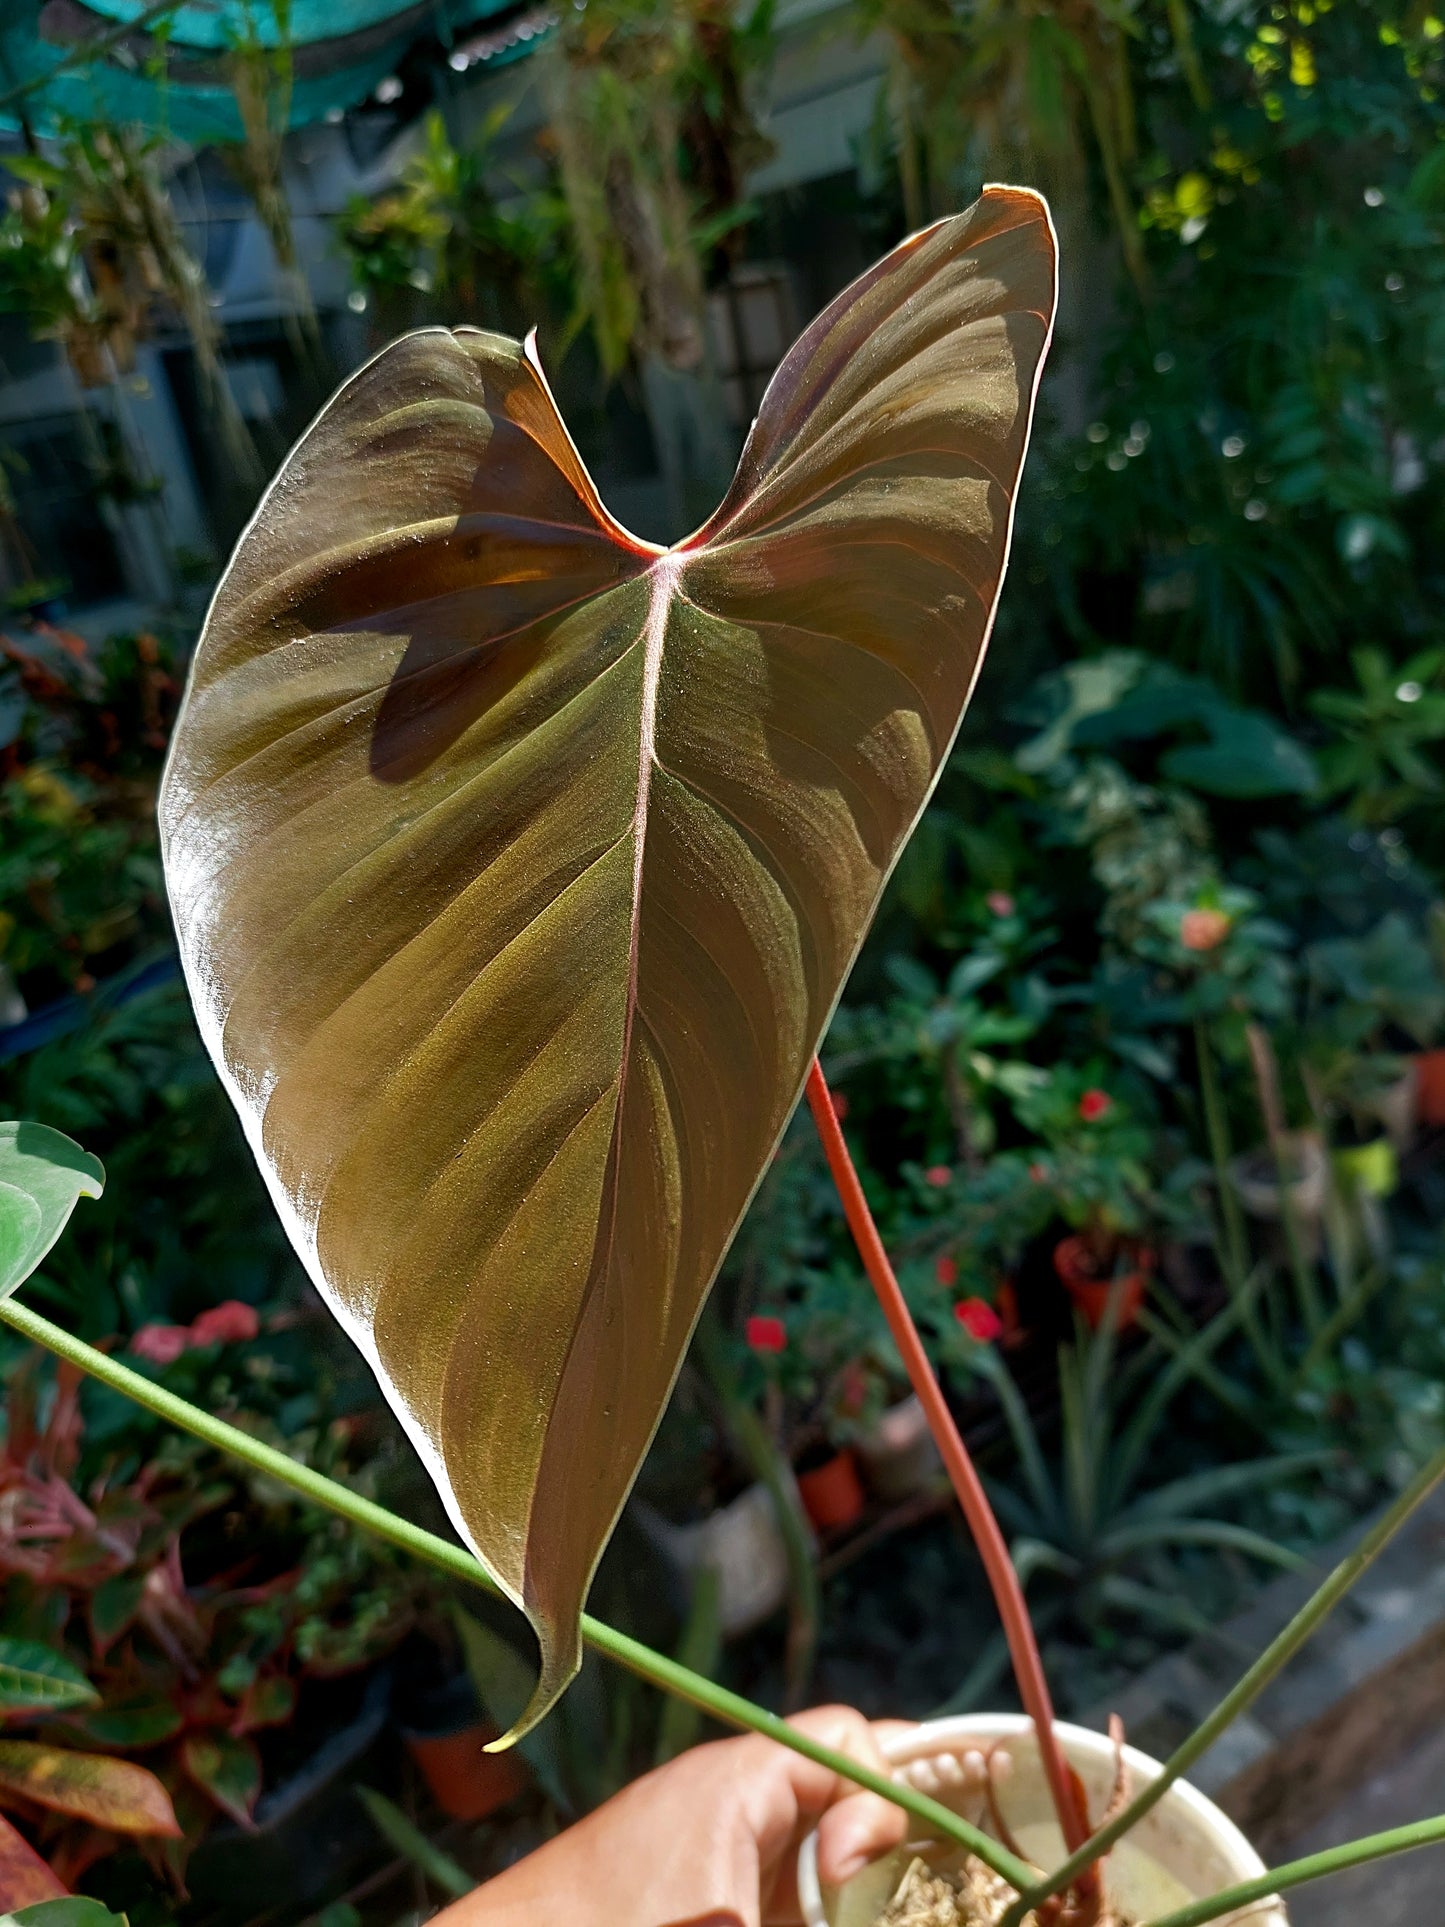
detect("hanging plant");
top-left (541, 0), bottom-right (774, 377)
top-left (859, 0), bottom-right (1152, 287)
top-left (10, 121), bottom-right (259, 477)
top-left (336, 108), bottom-right (537, 336)
top-left (0, 175), bottom-right (117, 389)
top-left (226, 0), bottom-right (317, 343)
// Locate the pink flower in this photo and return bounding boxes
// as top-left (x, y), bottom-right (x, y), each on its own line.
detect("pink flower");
top-left (986, 891), bottom-right (1016, 918)
top-left (831, 1091), bottom-right (849, 1122)
top-left (925, 1164), bottom-right (953, 1189)
top-left (1028, 1161), bottom-right (1049, 1184)
top-left (935, 1254), bottom-right (958, 1288)
top-left (955, 1298), bottom-right (1003, 1342)
top-left (1078, 1089), bottom-right (1112, 1123)
top-left (190, 1300), bottom-right (260, 1347)
top-left (130, 1324), bottom-right (191, 1366)
top-left (746, 1314), bottom-right (787, 1355)
top-left (1181, 907), bottom-right (1231, 952)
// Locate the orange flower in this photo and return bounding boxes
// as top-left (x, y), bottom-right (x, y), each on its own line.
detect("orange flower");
top-left (1180, 907), bottom-right (1231, 951)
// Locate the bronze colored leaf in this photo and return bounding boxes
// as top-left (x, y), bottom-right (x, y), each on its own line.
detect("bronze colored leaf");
top-left (161, 186), bottom-right (1057, 1732)
top-left (0, 1810), bottom-right (67, 1908)
top-left (0, 1742), bottom-right (181, 1837)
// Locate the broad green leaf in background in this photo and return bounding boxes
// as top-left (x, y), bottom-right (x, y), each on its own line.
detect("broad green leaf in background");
top-left (0, 1743), bottom-right (179, 1837)
top-left (160, 186), bottom-right (1057, 1734)
top-left (0, 1125), bottom-right (104, 1300)
top-left (0, 1642), bottom-right (98, 1717)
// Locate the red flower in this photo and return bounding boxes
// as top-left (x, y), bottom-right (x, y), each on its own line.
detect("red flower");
top-left (934, 1254), bottom-right (958, 1288)
top-left (746, 1314), bottom-right (787, 1355)
top-left (130, 1324), bottom-right (190, 1366)
top-left (1180, 907), bottom-right (1231, 952)
top-left (1078, 1088), bottom-right (1112, 1123)
top-left (986, 891), bottom-right (1016, 918)
top-left (831, 1091), bottom-right (849, 1122)
top-left (955, 1298), bottom-right (1003, 1342)
top-left (924, 1164), bottom-right (953, 1189)
top-left (190, 1300), bottom-right (260, 1348)
top-left (1028, 1161), bottom-right (1049, 1183)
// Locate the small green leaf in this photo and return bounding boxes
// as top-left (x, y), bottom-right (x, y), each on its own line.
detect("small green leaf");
top-left (234, 1675), bottom-right (295, 1733)
top-left (0, 1125), bottom-right (105, 1300)
top-left (0, 1641), bottom-right (99, 1715)
top-left (0, 1189), bottom-right (42, 1301)
top-left (87, 1577), bottom-right (145, 1659)
top-left (180, 1731), bottom-right (260, 1827)
top-left (72, 1696), bottom-right (183, 1751)
top-left (356, 1788), bottom-right (471, 1898)
top-left (5, 1904), bottom-right (130, 1927)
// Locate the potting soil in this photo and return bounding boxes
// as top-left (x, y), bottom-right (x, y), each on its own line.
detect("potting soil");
top-left (875, 1855), bottom-right (1131, 1927)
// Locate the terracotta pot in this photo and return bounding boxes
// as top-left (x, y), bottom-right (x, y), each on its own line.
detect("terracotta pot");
top-left (797, 1448), bottom-right (866, 1533)
top-left (797, 1714), bottom-right (1287, 1927)
top-left (1416, 1048), bottom-right (1445, 1128)
top-left (1052, 1235), bottom-right (1151, 1332)
top-left (404, 1720), bottom-right (527, 1822)
top-left (857, 1395), bottom-right (941, 1503)
top-left (400, 1673), bottom-right (526, 1821)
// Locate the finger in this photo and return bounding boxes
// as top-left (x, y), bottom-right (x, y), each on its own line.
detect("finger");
top-left (753, 1707), bottom-right (909, 1921)
top-left (815, 1779), bottom-right (911, 1888)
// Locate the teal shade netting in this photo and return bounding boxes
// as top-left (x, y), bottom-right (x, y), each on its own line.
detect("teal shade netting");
top-left (0, 1), bottom-right (531, 142)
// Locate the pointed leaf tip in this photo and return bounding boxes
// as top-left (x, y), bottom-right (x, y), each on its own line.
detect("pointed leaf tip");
top-left (160, 186), bottom-right (1058, 1721)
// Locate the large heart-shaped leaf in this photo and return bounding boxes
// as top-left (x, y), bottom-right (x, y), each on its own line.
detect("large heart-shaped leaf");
top-left (0, 1126), bottom-right (105, 1300)
top-left (160, 186), bottom-right (1057, 1730)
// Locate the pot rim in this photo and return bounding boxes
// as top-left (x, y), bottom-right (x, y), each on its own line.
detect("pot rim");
top-left (796, 1712), bottom-right (1284, 1927)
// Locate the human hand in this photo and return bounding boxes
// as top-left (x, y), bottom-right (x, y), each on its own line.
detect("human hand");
top-left (437, 1703), bottom-right (912, 1927)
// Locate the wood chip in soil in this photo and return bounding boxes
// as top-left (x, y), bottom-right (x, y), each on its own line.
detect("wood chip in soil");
top-left (876, 1855), bottom-right (1131, 1927)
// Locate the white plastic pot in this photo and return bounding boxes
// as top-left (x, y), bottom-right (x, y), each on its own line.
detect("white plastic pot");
top-left (635, 1483), bottom-right (793, 1638)
top-left (798, 1714), bottom-right (1286, 1927)
top-left (858, 1394), bottom-right (942, 1502)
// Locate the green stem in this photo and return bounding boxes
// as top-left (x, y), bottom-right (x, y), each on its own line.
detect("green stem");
top-left (1146, 1813), bottom-right (1445, 1927)
top-left (0, 1295), bottom-right (1033, 1891)
top-left (999, 1440), bottom-right (1445, 1925)
top-left (1298, 1261), bottom-right (1385, 1381)
top-left (1194, 1018), bottom-right (1283, 1389)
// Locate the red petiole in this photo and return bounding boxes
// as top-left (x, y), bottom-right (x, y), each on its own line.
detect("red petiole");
top-left (805, 1058), bottom-right (1096, 1871)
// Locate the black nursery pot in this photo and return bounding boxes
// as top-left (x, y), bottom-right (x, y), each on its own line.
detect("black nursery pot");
top-left (183, 1668), bottom-right (392, 1919)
